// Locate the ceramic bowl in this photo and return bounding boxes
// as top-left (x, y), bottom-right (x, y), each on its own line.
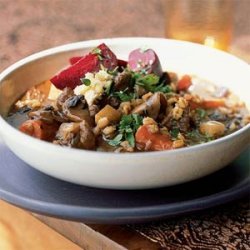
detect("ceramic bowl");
top-left (0, 38), bottom-right (249, 189)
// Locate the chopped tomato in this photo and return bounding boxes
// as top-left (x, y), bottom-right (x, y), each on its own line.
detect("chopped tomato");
top-left (177, 75), bottom-right (192, 91)
top-left (19, 119), bottom-right (58, 141)
top-left (135, 125), bottom-right (173, 151)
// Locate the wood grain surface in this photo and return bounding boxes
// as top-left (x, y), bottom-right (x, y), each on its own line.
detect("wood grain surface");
top-left (0, 200), bottom-right (82, 250)
top-left (34, 199), bottom-right (250, 250)
top-left (129, 200), bottom-right (250, 250)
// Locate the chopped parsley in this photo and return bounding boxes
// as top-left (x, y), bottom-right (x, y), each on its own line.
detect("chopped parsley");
top-left (92, 48), bottom-right (102, 55)
top-left (186, 129), bottom-right (214, 145)
top-left (196, 108), bottom-right (206, 119)
top-left (106, 83), bottom-right (136, 102)
top-left (170, 128), bottom-right (180, 139)
top-left (107, 114), bottom-right (143, 147)
top-left (80, 78), bottom-right (91, 86)
top-left (105, 82), bottom-right (113, 95)
top-left (133, 72), bottom-right (172, 93)
top-left (107, 67), bottom-right (119, 76)
top-left (107, 134), bottom-right (123, 146)
top-left (113, 90), bottom-right (136, 102)
top-left (91, 48), bottom-right (103, 60)
top-left (152, 83), bottom-right (172, 93)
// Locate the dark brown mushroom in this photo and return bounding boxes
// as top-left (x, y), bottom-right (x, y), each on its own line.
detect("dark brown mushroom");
top-left (162, 107), bottom-right (191, 133)
top-left (79, 120), bottom-right (96, 149)
top-left (54, 121), bottom-right (96, 150)
top-left (178, 108), bottom-right (191, 133)
top-left (29, 105), bottom-right (56, 124)
top-left (56, 87), bottom-right (74, 110)
top-left (29, 105), bottom-right (69, 124)
top-left (114, 71), bottom-right (132, 91)
top-left (159, 93), bottom-right (168, 111)
top-left (62, 95), bottom-right (94, 126)
top-left (132, 92), bottom-right (166, 119)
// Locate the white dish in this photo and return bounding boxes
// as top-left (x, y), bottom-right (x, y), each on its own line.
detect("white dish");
top-left (0, 37), bottom-right (249, 189)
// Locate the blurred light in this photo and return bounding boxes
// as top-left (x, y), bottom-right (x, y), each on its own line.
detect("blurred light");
top-left (204, 36), bottom-right (216, 48)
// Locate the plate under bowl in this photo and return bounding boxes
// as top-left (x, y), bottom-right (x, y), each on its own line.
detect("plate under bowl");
top-left (0, 142), bottom-right (249, 224)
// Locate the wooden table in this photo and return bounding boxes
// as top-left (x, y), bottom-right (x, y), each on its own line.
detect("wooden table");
top-left (33, 199), bottom-right (250, 249)
top-left (0, 0), bottom-right (249, 249)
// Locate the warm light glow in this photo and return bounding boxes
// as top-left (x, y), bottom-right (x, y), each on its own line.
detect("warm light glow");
top-left (204, 36), bottom-right (216, 48)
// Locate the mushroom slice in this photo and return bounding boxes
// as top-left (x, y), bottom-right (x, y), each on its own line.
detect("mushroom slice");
top-left (29, 105), bottom-right (55, 124)
top-left (62, 95), bottom-right (94, 126)
top-left (114, 71), bottom-right (132, 91)
top-left (79, 120), bottom-right (96, 150)
top-left (132, 92), bottom-right (161, 119)
top-left (54, 121), bottom-right (96, 150)
top-left (56, 87), bottom-right (74, 110)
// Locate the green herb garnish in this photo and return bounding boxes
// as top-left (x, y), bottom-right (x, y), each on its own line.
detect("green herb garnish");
top-left (92, 48), bottom-right (102, 55)
top-left (135, 73), bottom-right (159, 86)
top-left (107, 66), bottom-right (119, 76)
top-left (133, 72), bottom-right (172, 93)
top-left (105, 82), bottom-right (113, 95)
top-left (153, 83), bottom-right (172, 93)
top-left (113, 91), bottom-right (136, 102)
top-left (92, 48), bottom-right (103, 60)
top-left (186, 129), bottom-right (214, 145)
top-left (170, 128), bottom-right (179, 139)
top-left (107, 114), bottom-right (143, 147)
top-left (107, 134), bottom-right (123, 146)
top-left (196, 108), bottom-right (206, 119)
top-left (80, 78), bottom-right (91, 86)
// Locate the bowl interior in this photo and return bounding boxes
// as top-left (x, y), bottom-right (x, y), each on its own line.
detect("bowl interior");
top-left (1, 38), bottom-right (250, 117)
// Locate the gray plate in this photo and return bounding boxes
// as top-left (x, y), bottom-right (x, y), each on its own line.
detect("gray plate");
top-left (0, 142), bottom-right (249, 224)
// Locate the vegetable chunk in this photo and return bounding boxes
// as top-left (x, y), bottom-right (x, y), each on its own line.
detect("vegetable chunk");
top-left (19, 119), bottom-right (58, 141)
top-left (50, 43), bottom-right (118, 90)
top-left (136, 124), bottom-right (173, 151)
top-left (128, 48), bottom-right (163, 76)
top-left (95, 105), bottom-right (121, 124)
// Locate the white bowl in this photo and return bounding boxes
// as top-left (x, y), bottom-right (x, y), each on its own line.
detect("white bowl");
top-left (0, 38), bottom-right (249, 189)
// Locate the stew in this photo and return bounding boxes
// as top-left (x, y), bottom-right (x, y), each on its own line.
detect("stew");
top-left (7, 44), bottom-right (250, 152)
